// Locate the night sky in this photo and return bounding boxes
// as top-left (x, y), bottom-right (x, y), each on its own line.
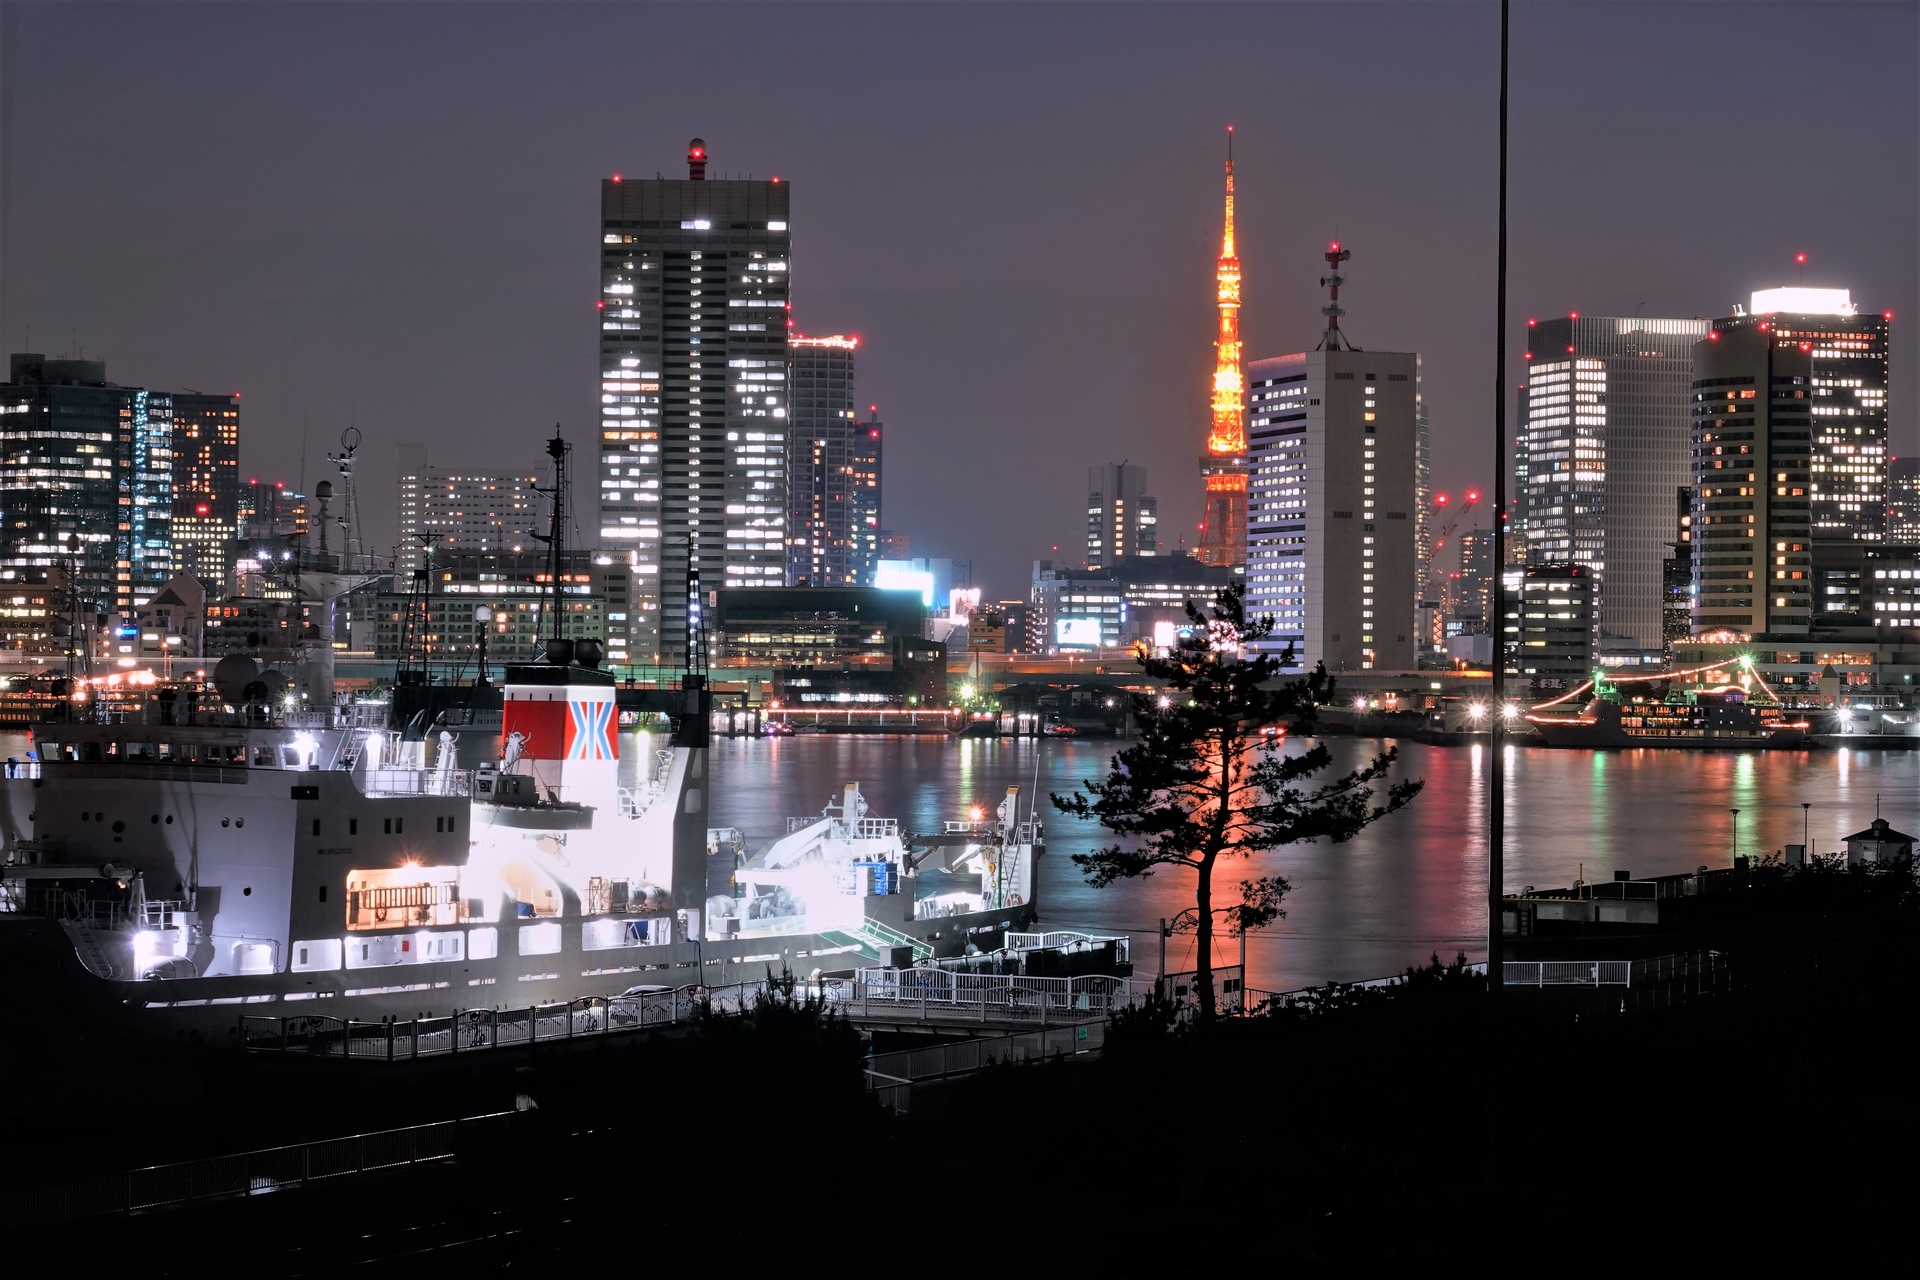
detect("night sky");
top-left (2, 2), bottom-right (1913, 596)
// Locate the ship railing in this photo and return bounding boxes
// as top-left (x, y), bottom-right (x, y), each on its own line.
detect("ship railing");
top-left (0, 760), bottom-right (39, 780)
top-left (1004, 931), bottom-right (1132, 964)
top-left (238, 984), bottom-right (771, 1061)
top-left (839, 968), bottom-right (1136, 1022)
top-left (867, 1021), bottom-right (1108, 1091)
top-left (854, 817), bottom-right (898, 839)
top-left (943, 820), bottom-right (993, 836)
top-left (360, 767), bottom-right (473, 798)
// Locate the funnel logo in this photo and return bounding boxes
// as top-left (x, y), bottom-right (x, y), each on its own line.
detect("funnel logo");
top-left (565, 700), bottom-right (617, 761)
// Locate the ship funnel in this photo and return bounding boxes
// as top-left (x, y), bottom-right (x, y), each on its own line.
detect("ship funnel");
top-left (545, 638), bottom-right (576, 666)
top-left (573, 638), bottom-right (604, 669)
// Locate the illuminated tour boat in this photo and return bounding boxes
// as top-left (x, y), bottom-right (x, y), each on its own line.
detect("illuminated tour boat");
top-left (1526, 657), bottom-right (1810, 749)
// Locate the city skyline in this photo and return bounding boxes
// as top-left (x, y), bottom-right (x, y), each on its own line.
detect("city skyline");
top-left (0, 3), bottom-right (1911, 600)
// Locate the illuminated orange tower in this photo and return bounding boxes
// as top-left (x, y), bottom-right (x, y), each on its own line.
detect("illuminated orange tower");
top-left (1197, 128), bottom-right (1247, 568)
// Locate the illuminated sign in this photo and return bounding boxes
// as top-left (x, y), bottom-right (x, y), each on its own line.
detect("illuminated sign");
top-left (875, 561), bottom-right (934, 606)
top-left (1056, 618), bottom-right (1102, 647)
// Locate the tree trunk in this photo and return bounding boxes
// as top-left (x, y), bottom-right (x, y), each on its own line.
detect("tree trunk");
top-left (1195, 850), bottom-right (1214, 1023)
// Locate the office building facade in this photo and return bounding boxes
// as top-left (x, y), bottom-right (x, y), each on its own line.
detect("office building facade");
top-left (394, 444), bottom-right (541, 578)
top-left (1505, 561), bottom-right (1595, 692)
top-left (1518, 316), bottom-right (1709, 652)
top-left (599, 139), bottom-right (791, 663)
top-left (170, 392), bottom-right (240, 589)
top-left (1726, 288), bottom-right (1888, 543)
top-left (1690, 325), bottom-right (1815, 636)
top-left (1, 354), bottom-right (173, 620)
top-left (1086, 463), bottom-right (1158, 568)
top-left (850, 410), bottom-right (882, 586)
top-left (1890, 457), bottom-right (1920, 542)
top-left (785, 335), bottom-right (859, 587)
top-left (1245, 349), bottom-right (1419, 671)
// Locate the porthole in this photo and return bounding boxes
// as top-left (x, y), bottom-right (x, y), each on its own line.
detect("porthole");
top-left (236, 818), bottom-right (245, 828)
top-left (80, 812), bottom-right (89, 822)
top-left (222, 818), bottom-right (230, 828)
top-left (95, 812), bottom-right (103, 822)
top-left (111, 820), bottom-right (125, 834)
top-left (243, 886), bottom-right (252, 896)
top-left (165, 815), bottom-right (173, 824)
top-left (150, 815), bottom-right (160, 824)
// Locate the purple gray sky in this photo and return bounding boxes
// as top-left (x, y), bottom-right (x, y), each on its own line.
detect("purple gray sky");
top-left (2, 2), bottom-right (1913, 595)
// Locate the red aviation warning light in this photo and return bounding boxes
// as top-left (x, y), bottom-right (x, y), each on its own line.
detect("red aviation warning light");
top-left (1436, 493), bottom-right (1449, 507)
top-left (1466, 489), bottom-right (1481, 504)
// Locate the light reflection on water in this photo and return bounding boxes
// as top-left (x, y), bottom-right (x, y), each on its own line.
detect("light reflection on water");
top-left (708, 735), bottom-right (1920, 992)
top-left (10, 730), bottom-right (1912, 993)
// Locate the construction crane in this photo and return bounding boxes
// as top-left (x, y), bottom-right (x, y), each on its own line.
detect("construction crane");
top-left (1425, 488), bottom-right (1481, 570)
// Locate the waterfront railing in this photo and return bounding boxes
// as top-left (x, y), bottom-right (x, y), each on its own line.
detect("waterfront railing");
top-left (0, 1111), bottom-right (515, 1227)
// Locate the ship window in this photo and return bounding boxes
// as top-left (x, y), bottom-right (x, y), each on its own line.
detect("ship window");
top-left (312, 819), bottom-right (321, 836)
top-left (80, 812), bottom-right (88, 822)
top-left (253, 746), bottom-right (275, 766)
top-left (350, 818), bottom-right (358, 836)
top-left (165, 815), bottom-right (173, 824)
top-left (150, 815), bottom-right (159, 824)
top-left (319, 885), bottom-right (327, 903)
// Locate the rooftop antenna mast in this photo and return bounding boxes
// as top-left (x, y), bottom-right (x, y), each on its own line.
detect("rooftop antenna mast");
top-left (327, 426), bottom-right (364, 567)
top-left (1318, 242), bottom-right (1356, 351)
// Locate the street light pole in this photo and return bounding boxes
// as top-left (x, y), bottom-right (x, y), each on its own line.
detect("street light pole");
top-left (1730, 808), bottom-right (1741, 866)
top-left (1803, 801), bottom-right (1812, 859)
top-left (1486, 0), bottom-right (1511, 997)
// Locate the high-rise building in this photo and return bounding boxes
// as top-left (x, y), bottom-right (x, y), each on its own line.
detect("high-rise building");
top-left (1452, 527), bottom-right (1495, 632)
top-left (1663, 486), bottom-right (1694, 647)
top-left (1504, 561), bottom-right (1595, 693)
top-left (1518, 316), bottom-right (1710, 652)
top-left (1689, 324), bottom-right (1814, 636)
top-left (1196, 133), bottom-right (1247, 568)
top-left (1245, 252), bottom-right (1418, 672)
top-left (1086, 463), bottom-right (1157, 568)
top-left (1725, 288), bottom-right (1889, 542)
top-left (0, 354), bottom-right (173, 620)
top-left (598, 138), bottom-right (792, 663)
top-left (170, 392), bottom-right (240, 589)
top-left (785, 335), bottom-right (860, 587)
top-left (850, 409), bottom-right (882, 586)
top-left (1890, 457), bottom-right (1920, 542)
top-left (394, 444), bottom-right (542, 578)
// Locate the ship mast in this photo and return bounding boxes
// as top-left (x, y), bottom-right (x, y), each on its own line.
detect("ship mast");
top-left (1197, 127), bottom-right (1248, 568)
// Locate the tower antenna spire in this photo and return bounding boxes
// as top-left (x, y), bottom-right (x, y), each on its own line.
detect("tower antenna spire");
top-left (1318, 241), bottom-right (1355, 351)
top-left (1197, 126), bottom-right (1248, 569)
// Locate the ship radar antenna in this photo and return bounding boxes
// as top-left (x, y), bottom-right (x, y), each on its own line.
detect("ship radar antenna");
top-left (327, 426), bottom-right (365, 567)
top-left (532, 425), bottom-right (571, 645)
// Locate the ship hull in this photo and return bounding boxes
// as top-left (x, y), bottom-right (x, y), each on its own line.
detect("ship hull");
top-left (1530, 719), bottom-right (1809, 749)
top-left (0, 898), bottom-right (1042, 1045)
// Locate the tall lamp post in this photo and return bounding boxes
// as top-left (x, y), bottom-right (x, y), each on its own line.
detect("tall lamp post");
top-left (1729, 808), bottom-right (1741, 866)
top-left (1487, 0), bottom-right (1511, 996)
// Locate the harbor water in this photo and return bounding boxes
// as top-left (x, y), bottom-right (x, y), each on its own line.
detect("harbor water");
top-left (709, 735), bottom-right (1920, 993)
top-left (8, 730), bottom-right (1914, 994)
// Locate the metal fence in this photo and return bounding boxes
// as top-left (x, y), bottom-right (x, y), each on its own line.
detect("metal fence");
top-left (834, 968), bottom-right (1135, 1024)
top-left (1503, 960), bottom-right (1634, 987)
top-left (860, 1022), bottom-right (1108, 1113)
top-left (1004, 931), bottom-right (1132, 964)
top-left (241, 983), bottom-right (767, 1061)
top-left (0, 1112), bottom-right (513, 1227)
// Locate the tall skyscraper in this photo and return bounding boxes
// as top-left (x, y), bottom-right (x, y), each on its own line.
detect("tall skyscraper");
top-left (1519, 315), bottom-right (1709, 652)
top-left (394, 444), bottom-right (542, 578)
top-left (170, 392), bottom-right (240, 589)
top-left (1246, 253), bottom-right (1419, 671)
top-left (1196, 131), bottom-right (1246, 568)
top-left (1889, 457), bottom-right (1920, 541)
top-left (0, 354), bottom-right (172, 619)
top-left (850, 408), bottom-right (882, 586)
top-left (1689, 324), bottom-right (1814, 636)
top-left (599, 138), bottom-right (792, 663)
top-left (1086, 463), bottom-right (1157, 568)
top-left (785, 335), bottom-right (859, 587)
top-left (1725, 288), bottom-right (1889, 542)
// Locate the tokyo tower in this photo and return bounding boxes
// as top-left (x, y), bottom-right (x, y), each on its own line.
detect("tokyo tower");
top-left (1196, 128), bottom-right (1247, 568)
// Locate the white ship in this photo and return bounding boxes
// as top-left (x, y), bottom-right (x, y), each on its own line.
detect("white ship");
top-left (0, 658), bottom-right (1045, 1043)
